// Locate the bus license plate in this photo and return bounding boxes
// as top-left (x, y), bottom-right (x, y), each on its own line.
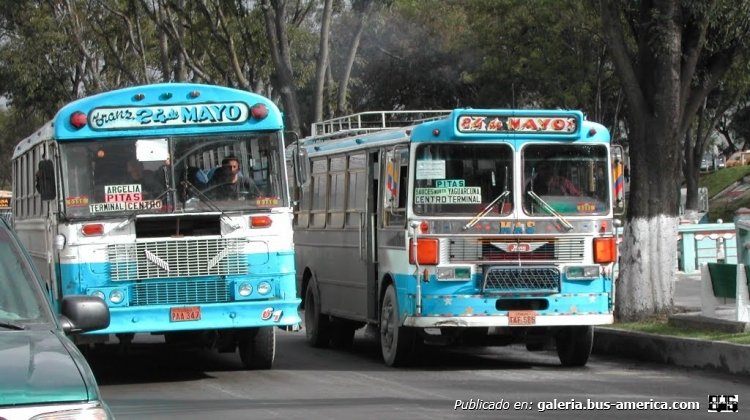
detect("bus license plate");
top-left (170, 306), bottom-right (201, 322)
top-left (508, 310), bottom-right (536, 326)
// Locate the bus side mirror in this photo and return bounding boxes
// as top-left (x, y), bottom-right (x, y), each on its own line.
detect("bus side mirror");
top-left (36, 160), bottom-right (56, 200)
top-left (293, 143), bottom-right (309, 186)
top-left (611, 145), bottom-right (626, 216)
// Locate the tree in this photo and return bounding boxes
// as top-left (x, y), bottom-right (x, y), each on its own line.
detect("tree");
top-left (599, 0), bottom-right (750, 321)
top-left (683, 76), bottom-right (748, 213)
top-left (260, 0), bottom-right (304, 134)
top-left (312, 0), bottom-right (333, 122)
top-left (333, 0), bottom-right (376, 115)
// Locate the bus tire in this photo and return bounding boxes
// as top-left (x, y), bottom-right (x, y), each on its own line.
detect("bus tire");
top-left (380, 284), bottom-right (416, 367)
top-left (304, 279), bottom-right (331, 348)
top-left (555, 326), bottom-right (593, 367)
top-left (239, 327), bottom-right (275, 370)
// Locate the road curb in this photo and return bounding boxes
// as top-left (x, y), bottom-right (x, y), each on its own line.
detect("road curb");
top-left (593, 327), bottom-right (750, 376)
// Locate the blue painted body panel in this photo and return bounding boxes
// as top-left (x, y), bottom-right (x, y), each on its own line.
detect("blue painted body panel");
top-left (57, 250), bottom-right (301, 334)
top-left (52, 83), bottom-right (283, 140)
top-left (392, 273), bottom-right (613, 319)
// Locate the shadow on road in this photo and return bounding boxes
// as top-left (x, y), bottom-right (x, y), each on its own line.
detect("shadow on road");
top-left (85, 327), bottom-right (567, 387)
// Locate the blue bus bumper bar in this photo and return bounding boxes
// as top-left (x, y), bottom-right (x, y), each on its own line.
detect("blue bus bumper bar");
top-left (84, 298), bottom-right (301, 335)
top-left (400, 291), bottom-right (612, 328)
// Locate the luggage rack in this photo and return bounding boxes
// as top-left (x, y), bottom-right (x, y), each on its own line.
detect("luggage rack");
top-left (309, 110), bottom-right (450, 141)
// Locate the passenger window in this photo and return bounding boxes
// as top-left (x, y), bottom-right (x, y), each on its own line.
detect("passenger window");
top-left (384, 147), bottom-right (408, 227)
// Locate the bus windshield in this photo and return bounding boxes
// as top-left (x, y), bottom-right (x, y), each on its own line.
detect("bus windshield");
top-left (60, 133), bottom-right (287, 218)
top-left (522, 144), bottom-right (610, 216)
top-left (413, 143), bottom-right (513, 216)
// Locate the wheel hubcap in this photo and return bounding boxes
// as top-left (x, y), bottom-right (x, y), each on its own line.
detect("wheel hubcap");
top-left (381, 299), bottom-right (394, 350)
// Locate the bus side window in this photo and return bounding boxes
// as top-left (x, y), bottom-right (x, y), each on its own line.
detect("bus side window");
top-left (384, 148), bottom-right (408, 228)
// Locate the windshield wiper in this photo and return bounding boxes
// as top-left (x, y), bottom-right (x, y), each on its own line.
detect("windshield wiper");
top-left (0, 320), bottom-right (26, 330)
top-left (526, 190), bottom-right (574, 232)
top-left (181, 180), bottom-right (240, 231)
top-left (111, 188), bottom-right (175, 232)
top-left (463, 190), bottom-right (510, 230)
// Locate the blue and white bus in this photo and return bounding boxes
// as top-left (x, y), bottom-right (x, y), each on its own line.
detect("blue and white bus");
top-left (288, 110), bottom-right (621, 367)
top-left (12, 83), bottom-right (300, 369)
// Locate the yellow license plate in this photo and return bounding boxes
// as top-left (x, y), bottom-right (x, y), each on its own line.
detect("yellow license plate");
top-left (170, 306), bottom-right (201, 322)
top-left (508, 310), bottom-right (537, 326)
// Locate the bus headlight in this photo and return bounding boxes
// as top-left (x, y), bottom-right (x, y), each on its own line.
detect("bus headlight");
top-left (565, 265), bottom-right (600, 280)
top-left (257, 281), bottom-right (272, 295)
top-left (109, 289), bottom-right (125, 304)
top-left (238, 282), bottom-right (253, 297)
top-left (91, 290), bottom-right (106, 301)
top-left (436, 266), bottom-right (472, 281)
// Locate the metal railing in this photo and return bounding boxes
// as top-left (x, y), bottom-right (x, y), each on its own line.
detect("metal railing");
top-left (310, 110), bottom-right (450, 138)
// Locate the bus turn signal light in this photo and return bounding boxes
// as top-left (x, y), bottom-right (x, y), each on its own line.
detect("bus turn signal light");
top-left (409, 238), bottom-right (439, 265)
top-left (593, 237), bottom-right (617, 264)
top-left (250, 216), bottom-right (272, 228)
top-left (81, 224), bottom-right (104, 236)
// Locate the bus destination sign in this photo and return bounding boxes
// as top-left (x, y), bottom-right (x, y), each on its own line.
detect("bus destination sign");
top-left (88, 102), bottom-right (250, 130)
top-left (457, 115), bottom-right (578, 134)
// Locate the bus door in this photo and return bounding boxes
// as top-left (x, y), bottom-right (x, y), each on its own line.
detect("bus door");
top-left (361, 151), bottom-right (380, 321)
top-left (377, 147), bottom-right (408, 319)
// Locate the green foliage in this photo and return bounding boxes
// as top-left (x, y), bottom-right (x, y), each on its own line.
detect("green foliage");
top-left (0, 1), bottom-right (78, 117)
top-left (0, 108), bottom-right (46, 188)
top-left (699, 165), bottom-right (750, 222)
top-left (700, 166), bottom-right (750, 198)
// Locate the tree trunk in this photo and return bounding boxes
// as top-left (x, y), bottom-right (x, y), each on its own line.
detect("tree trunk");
top-left (683, 129), bottom-right (701, 212)
top-left (600, 0), bottom-right (682, 321)
top-left (600, 0), bottom-right (742, 321)
top-left (261, 0), bottom-right (301, 134)
top-left (313, 0), bottom-right (333, 122)
top-left (337, 0), bottom-right (375, 115)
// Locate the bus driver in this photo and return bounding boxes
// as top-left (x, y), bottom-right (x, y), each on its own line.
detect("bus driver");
top-left (207, 156), bottom-right (261, 199)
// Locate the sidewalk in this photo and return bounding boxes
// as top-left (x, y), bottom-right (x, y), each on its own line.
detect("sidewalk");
top-left (593, 271), bottom-right (750, 376)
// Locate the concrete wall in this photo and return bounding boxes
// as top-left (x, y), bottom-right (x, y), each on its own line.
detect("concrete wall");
top-left (678, 222), bottom-right (737, 273)
top-left (614, 222), bottom-right (738, 275)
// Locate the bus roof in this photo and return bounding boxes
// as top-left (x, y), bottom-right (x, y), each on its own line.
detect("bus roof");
top-left (299, 109), bottom-right (610, 157)
top-left (411, 109), bottom-right (610, 142)
top-left (14, 83), bottom-right (283, 156)
top-left (12, 121), bottom-right (54, 160)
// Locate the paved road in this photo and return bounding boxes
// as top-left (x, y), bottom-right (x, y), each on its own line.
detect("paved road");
top-left (91, 274), bottom-right (748, 420)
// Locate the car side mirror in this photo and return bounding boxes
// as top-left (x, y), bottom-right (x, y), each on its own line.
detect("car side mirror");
top-left (59, 295), bottom-right (110, 335)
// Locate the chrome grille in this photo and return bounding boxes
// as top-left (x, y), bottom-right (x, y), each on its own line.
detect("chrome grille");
top-left (483, 266), bottom-right (560, 295)
top-left (130, 279), bottom-right (230, 306)
top-left (450, 237), bottom-right (585, 263)
top-left (108, 238), bottom-right (247, 280)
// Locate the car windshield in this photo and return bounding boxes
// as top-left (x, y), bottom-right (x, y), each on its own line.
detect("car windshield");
top-left (522, 144), bottom-right (610, 216)
top-left (0, 226), bottom-right (52, 327)
top-left (413, 143), bottom-right (513, 216)
top-left (59, 133), bottom-right (288, 218)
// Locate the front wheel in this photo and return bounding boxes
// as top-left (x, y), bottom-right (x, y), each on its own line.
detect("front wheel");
top-left (304, 279), bottom-right (331, 347)
top-left (555, 326), bottom-right (593, 367)
top-left (238, 327), bottom-right (275, 370)
top-left (380, 284), bottom-right (417, 367)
